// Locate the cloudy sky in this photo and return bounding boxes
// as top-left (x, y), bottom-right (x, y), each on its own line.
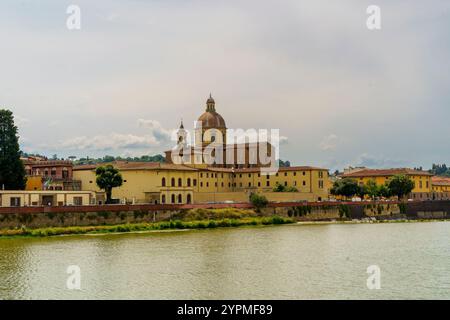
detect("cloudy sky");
top-left (1, 0), bottom-right (449, 170)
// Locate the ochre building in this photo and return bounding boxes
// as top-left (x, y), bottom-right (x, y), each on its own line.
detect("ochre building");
top-left (341, 168), bottom-right (438, 200)
top-left (73, 96), bottom-right (329, 204)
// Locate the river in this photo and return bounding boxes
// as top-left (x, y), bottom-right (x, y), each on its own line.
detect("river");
top-left (0, 222), bottom-right (449, 299)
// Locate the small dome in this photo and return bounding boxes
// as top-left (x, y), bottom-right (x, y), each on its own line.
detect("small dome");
top-left (206, 95), bottom-right (215, 104)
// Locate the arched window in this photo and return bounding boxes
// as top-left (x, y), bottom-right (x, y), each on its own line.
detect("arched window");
top-left (178, 194), bottom-right (182, 203)
top-left (161, 195), bottom-right (166, 204)
top-left (171, 194), bottom-right (175, 203)
top-left (187, 178), bottom-right (191, 187)
top-left (187, 194), bottom-right (192, 204)
top-left (171, 178), bottom-right (175, 187)
top-left (162, 177), bottom-right (166, 187)
top-left (178, 178), bottom-right (182, 187)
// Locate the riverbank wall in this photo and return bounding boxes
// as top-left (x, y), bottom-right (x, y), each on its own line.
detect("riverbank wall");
top-left (0, 200), bottom-right (449, 230)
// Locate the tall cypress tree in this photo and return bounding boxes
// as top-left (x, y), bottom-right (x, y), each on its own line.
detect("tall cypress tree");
top-left (0, 109), bottom-right (27, 190)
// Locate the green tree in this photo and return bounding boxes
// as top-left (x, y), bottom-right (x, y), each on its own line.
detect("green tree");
top-left (95, 165), bottom-right (123, 204)
top-left (273, 182), bottom-right (285, 192)
top-left (330, 178), bottom-right (360, 199)
top-left (378, 184), bottom-right (392, 198)
top-left (0, 110), bottom-right (27, 190)
top-left (387, 175), bottom-right (415, 200)
top-left (250, 193), bottom-right (268, 212)
top-left (364, 179), bottom-right (380, 199)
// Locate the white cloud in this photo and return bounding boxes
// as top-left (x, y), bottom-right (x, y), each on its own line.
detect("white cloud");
top-left (354, 153), bottom-right (406, 168)
top-left (137, 119), bottom-right (172, 144)
top-left (319, 134), bottom-right (339, 151)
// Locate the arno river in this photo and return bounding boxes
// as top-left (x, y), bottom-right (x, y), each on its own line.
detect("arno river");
top-left (0, 222), bottom-right (449, 299)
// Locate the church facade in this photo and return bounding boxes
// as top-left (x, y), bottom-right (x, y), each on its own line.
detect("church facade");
top-left (73, 96), bottom-right (329, 204)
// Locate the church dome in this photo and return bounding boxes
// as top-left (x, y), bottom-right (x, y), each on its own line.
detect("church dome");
top-left (197, 94), bottom-right (226, 129)
top-left (198, 111), bottom-right (226, 128)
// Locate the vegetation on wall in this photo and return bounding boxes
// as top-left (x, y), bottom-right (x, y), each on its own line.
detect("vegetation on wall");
top-left (272, 182), bottom-right (298, 192)
top-left (249, 193), bottom-right (269, 211)
top-left (0, 109), bottom-right (27, 190)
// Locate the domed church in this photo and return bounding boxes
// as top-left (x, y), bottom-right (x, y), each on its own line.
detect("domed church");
top-left (165, 94), bottom-right (275, 169)
top-left (195, 94), bottom-right (227, 147)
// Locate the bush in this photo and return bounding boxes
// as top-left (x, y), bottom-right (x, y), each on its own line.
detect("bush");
top-left (250, 193), bottom-right (269, 212)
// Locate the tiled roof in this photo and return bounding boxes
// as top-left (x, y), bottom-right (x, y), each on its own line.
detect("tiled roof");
top-left (234, 166), bottom-right (327, 173)
top-left (342, 168), bottom-right (432, 178)
top-left (73, 161), bottom-right (197, 171)
top-left (431, 176), bottom-right (450, 186)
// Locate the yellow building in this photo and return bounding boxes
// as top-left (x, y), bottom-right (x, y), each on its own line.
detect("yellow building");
top-left (73, 95), bottom-right (330, 204)
top-left (73, 162), bottom-right (329, 204)
top-left (341, 168), bottom-right (433, 198)
top-left (0, 190), bottom-right (99, 207)
top-left (432, 176), bottom-right (450, 193)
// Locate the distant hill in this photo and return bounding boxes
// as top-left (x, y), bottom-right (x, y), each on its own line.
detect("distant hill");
top-left (73, 154), bottom-right (166, 165)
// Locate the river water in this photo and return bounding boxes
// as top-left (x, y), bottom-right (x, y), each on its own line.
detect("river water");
top-left (0, 222), bottom-right (449, 299)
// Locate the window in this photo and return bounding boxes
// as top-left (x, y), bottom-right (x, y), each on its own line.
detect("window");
top-left (206, 173), bottom-right (209, 178)
top-left (171, 194), bottom-right (175, 203)
top-left (240, 183), bottom-right (243, 187)
top-left (10, 197), bottom-right (21, 207)
top-left (419, 181), bottom-right (423, 188)
top-left (319, 180), bottom-right (324, 189)
top-left (178, 194), bottom-right (182, 203)
top-left (284, 181), bottom-right (287, 186)
top-left (162, 178), bottom-right (166, 187)
top-left (200, 173), bottom-right (203, 178)
top-left (258, 182), bottom-right (261, 187)
top-left (178, 178), bottom-right (182, 187)
top-left (319, 171), bottom-right (324, 178)
top-left (187, 178), bottom-right (191, 187)
top-left (51, 168), bottom-right (57, 176)
top-left (248, 174), bottom-right (251, 178)
top-left (186, 194), bottom-right (192, 204)
top-left (221, 182), bottom-right (224, 187)
top-left (303, 171), bottom-right (306, 176)
top-left (193, 179), bottom-right (197, 186)
top-left (266, 181), bottom-right (270, 187)
top-left (284, 172), bottom-right (287, 176)
top-left (248, 182), bottom-right (251, 187)
top-left (171, 178), bottom-right (175, 187)
top-left (206, 182), bottom-right (209, 187)
top-left (303, 181), bottom-right (306, 186)
top-left (294, 172), bottom-right (297, 176)
top-left (276, 173), bottom-right (279, 177)
top-left (73, 197), bottom-right (83, 206)
top-left (200, 182), bottom-right (203, 187)
top-left (62, 168), bottom-right (69, 179)
top-left (162, 195), bottom-right (166, 204)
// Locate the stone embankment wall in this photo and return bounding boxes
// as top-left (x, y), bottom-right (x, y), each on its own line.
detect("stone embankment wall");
top-left (0, 201), bottom-right (449, 230)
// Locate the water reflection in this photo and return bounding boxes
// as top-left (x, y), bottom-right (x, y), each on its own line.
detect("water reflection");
top-left (0, 222), bottom-right (449, 299)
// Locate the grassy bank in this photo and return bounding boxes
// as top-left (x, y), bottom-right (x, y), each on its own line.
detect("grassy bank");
top-left (0, 215), bottom-right (294, 238)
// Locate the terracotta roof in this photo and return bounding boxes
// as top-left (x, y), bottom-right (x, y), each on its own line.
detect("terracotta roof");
top-left (342, 168), bottom-right (432, 178)
top-left (234, 166), bottom-right (327, 173)
top-left (74, 161), bottom-right (197, 172)
top-left (431, 176), bottom-right (450, 186)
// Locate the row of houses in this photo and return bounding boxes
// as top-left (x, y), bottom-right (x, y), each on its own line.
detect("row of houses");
top-left (1, 156), bottom-right (450, 207)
